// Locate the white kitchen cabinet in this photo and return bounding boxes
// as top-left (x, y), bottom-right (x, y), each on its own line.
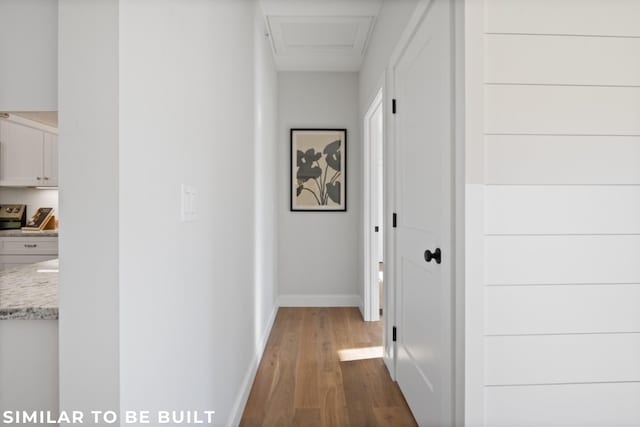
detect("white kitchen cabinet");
top-left (0, 119), bottom-right (58, 187)
top-left (0, 236), bottom-right (58, 268)
top-left (43, 132), bottom-right (58, 187)
top-left (0, 120), bottom-right (43, 186)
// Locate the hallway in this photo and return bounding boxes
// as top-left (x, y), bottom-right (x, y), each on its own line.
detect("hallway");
top-left (240, 308), bottom-right (417, 426)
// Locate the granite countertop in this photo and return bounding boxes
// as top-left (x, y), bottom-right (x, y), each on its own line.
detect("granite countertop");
top-left (0, 259), bottom-right (58, 320)
top-left (0, 229), bottom-right (58, 237)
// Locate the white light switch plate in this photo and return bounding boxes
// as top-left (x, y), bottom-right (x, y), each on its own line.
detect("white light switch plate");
top-left (181, 184), bottom-right (197, 222)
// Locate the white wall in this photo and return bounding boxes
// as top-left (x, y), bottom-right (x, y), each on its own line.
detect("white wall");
top-left (357, 0), bottom-right (417, 357)
top-left (60, 2), bottom-right (279, 425)
top-left (0, 188), bottom-right (59, 220)
top-left (467, 0), bottom-right (640, 425)
top-left (58, 0), bottom-right (120, 421)
top-left (118, 1), bottom-right (277, 425)
top-left (0, 0), bottom-right (58, 111)
top-left (253, 5), bottom-right (279, 354)
top-left (358, 0), bottom-right (418, 321)
top-left (277, 72), bottom-right (361, 307)
top-left (359, 0), bottom-right (418, 113)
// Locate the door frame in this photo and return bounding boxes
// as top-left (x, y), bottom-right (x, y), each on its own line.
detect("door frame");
top-left (363, 87), bottom-right (384, 323)
top-left (385, 0), bottom-right (467, 424)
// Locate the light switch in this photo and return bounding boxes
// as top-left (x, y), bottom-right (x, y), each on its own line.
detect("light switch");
top-left (181, 184), bottom-right (197, 222)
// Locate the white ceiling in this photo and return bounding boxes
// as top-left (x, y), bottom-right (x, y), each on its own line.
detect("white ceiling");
top-left (261, 0), bottom-right (383, 72)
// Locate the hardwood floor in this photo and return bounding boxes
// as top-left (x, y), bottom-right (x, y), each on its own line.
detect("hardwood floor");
top-left (240, 307), bottom-right (417, 427)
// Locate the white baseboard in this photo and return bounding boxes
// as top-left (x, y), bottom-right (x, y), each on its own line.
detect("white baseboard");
top-left (278, 294), bottom-right (361, 307)
top-left (227, 302), bottom-right (279, 427)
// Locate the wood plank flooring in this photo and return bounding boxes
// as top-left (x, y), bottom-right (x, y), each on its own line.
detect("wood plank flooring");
top-left (240, 307), bottom-right (417, 427)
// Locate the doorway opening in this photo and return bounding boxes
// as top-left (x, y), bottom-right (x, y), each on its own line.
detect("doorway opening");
top-left (363, 88), bottom-right (384, 322)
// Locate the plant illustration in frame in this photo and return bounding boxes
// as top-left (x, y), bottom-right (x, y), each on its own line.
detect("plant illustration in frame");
top-left (291, 129), bottom-right (347, 211)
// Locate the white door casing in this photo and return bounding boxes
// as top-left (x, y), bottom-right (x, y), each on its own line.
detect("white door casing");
top-left (363, 88), bottom-right (384, 322)
top-left (392, 0), bottom-right (454, 425)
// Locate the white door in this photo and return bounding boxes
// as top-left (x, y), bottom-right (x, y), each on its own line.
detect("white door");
top-left (43, 132), bottom-right (58, 186)
top-left (392, 0), bottom-right (453, 425)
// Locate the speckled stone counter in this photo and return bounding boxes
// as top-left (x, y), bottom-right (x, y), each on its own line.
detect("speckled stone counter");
top-left (0, 259), bottom-right (58, 320)
top-left (0, 229), bottom-right (58, 237)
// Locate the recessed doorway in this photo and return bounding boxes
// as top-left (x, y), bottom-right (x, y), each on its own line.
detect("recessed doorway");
top-left (363, 88), bottom-right (384, 322)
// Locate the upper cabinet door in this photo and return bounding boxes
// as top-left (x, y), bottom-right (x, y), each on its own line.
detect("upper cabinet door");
top-left (43, 132), bottom-right (58, 187)
top-left (0, 120), bottom-right (44, 186)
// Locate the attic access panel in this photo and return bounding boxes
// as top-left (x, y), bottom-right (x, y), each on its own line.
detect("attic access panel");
top-left (267, 15), bottom-right (374, 70)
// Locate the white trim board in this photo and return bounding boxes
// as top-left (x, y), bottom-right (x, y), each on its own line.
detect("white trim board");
top-left (278, 294), bottom-right (361, 307)
top-left (260, 0), bottom-right (382, 17)
top-left (464, 0), bottom-right (486, 424)
top-left (227, 303), bottom-right (279, 427)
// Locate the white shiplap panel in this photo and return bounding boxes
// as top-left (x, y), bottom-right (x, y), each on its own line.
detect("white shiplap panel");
top-left (485, 334), bottom-right (640, 385)
top-left (482, 1), bottom-right (640, 422)
top-left (485, 135), bottom-right (640, 184)
top-left (485, 382), bottom-right (640, 427)
top-left (485, 235), bottom-right (640, 285)
top-left (485, 0), bottom-right (640, 37)
top-left (486, 34), bottom-right (640, 86)
top-left (485, 85), bottom-right (640, 136)
top-left (485, 186), bottom-right (640, 235)
top-left (486, 284), bottom-right (640, 335)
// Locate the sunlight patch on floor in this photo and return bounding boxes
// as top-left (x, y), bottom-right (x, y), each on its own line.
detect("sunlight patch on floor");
top-left (338, 346), bottom-right (384, 362)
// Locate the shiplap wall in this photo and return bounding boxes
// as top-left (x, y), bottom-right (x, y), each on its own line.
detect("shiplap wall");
top-left (481, 0), bottom-right (640, 425)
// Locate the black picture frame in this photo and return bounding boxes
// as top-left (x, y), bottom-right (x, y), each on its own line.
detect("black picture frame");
top-left (290, 128), bottom-right (347, 212)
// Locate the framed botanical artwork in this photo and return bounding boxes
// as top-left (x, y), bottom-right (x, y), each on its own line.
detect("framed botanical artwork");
top-left (291, 128), bottom-right (347, 212)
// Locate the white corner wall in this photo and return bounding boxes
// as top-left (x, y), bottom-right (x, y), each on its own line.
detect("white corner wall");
top-left (467, 0), bottom-right (640, 425)
top-left (277, 72), bottom-right (361, 307)
top-left (60, 1), bottom-right (278, 425)
top-left (356, 0), bottom-right (418, 343)
top-left (118, 0), bottom-right (277, 425)
top-left (0, 0), bottom-right (58, 110)
top-left (58, 0), bottom-right (120, 417)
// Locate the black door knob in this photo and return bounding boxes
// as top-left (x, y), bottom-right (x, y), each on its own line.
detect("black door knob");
top-left (424, 248), bottom-right (442, 264)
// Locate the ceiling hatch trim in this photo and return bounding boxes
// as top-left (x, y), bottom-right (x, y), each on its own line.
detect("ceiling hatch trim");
top-left (269, 16), bottom-right (373, 56)
top-left (261, 1), bottom-right (382, 72)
